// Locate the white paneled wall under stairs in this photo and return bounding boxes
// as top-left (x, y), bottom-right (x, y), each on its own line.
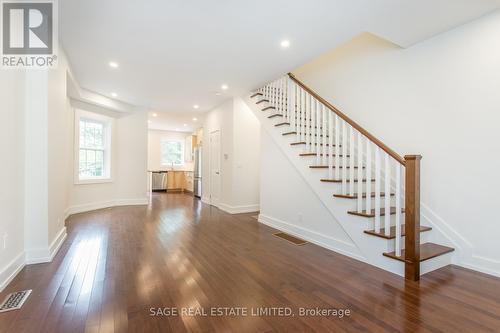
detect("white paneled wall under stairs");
top-left (245, 73), bottom-right (455, 280)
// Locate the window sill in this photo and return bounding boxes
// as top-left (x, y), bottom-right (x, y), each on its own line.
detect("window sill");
top-left (75, 178), bottom-right (113, 185)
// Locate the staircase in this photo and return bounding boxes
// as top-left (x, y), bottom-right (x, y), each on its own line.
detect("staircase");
top-left (247, 73), bottom-right (454, 281)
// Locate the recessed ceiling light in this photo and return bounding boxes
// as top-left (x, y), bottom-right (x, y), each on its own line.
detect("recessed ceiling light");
top-left (192, 117), bottom-right (198, 121)
top-left (111, 92), bottom-right (117, 98)
top-left (109, 61), bottom-right (119, 68)
top-left (280, 40), bottom-right (290, 48)
top-left (193, 104), bottom-right (199, 109)
top-left (152, 113), bottom-right (157, 117)
top-left (221, 84), bottom-right (229, 90)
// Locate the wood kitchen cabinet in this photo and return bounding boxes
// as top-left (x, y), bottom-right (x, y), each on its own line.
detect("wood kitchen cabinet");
top-left (166, 171), bottom-right (185, 191)
top-left (166, 171), bottom-right (193, 192)
top-left (184, 171), bottom-right (194, 193)
top-left (184, 135), bottom-right (197, 162)
top-left (195, 128), bottom-right (203, 146)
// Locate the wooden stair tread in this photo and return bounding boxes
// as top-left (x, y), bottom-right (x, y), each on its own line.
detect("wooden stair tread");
top-left (334, 192), bottom-right (394, 199)
top-left (290, 142), bottom-right (339, 146)
top-left (262, 106), bottom-right (276, 111)
top-left (256, 99), bottom-right (269, 104)
top-left (321, 178), bottom-right (374, 183)
top-left (364, 225), bottom-right (432, 240)
top-left (268, 114), bottom-right (283, 119)
top-left (272, 122), bottom-right (323, 129)
top-left (383, 243), bottom-right (454, 262)
top-left (250, 92), bottom-right (263, 98)
top-left (310, 165), bottom-right (363, 169)
top-left (282, 132), bottom-right (330, 138)
top-left (348, 207), bottom-right (404, 218)
top-left (300, 153), bottom-right (349, 157)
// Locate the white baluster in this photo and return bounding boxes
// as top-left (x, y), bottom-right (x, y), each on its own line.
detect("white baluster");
top-left (341, 121), bottom-right (347, 195)
top-left (357, 133), bottom-right (363, 212)
top-left (322, 106), bottom-right (327, 166)
top-left (285, 77), bottom-right (292, 124)
top-left (384, 154), bottom-right (391, 236)
top-left (276, 79), bottom-right (280, 115)
top-left (288, 79), bottom-right (298, 134)
top-left (294, 84), bottom-right (299, 141)
top-left (298, 88), bottom-right (302, 141)
top-left (374, 147), bottom-right (381, 233)
top-left (316, 100), bottom-right (320, 166)
top-left (297, 88), bottom-right (301, 141)
top-left (395, 163), bottom-right (402, 256)
top-left (302, 89), bottom-right (306, 143)
top-left (311, 97), bottom-right (316, 156)
top-left (281, 78), bottom-right (285, 116)
top-left (284, 78), bottom-right (288, 118)
top-left (328, 111), bottom-right (334, 179)
top-left (272, 80), bottom-right (276, 107)
top-left (306, 94), bottom-right (310, 152)
top-left (335, 115), bottom-right (340, 181)
top-left (349, 127), bottom-right (355, 196)
top-left (366, 142), bottom-right (372, 216)
top-left (269, 81), bottom-right (273, 106)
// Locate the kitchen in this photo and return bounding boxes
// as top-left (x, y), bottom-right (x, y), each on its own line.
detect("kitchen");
top-left (147, 113), bottom-right (203, 198)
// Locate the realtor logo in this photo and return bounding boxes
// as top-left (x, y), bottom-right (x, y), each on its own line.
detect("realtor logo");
top-left (1, 0), bottom-right (57, 68)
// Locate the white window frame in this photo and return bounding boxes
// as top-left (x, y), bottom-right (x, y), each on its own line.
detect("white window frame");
top-left (74, 109), bottom-right (114, 184)
top-left (160, 139), bottom-right (185, 167)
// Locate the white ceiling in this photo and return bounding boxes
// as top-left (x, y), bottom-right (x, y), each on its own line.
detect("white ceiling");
top-left (60, 0), bottom-right (500, 115)
top-left (147, 110), bottom-right (204, 133)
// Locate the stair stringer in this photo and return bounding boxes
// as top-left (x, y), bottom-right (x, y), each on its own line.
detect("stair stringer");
top-left (244, 94), bottom-right (453, 276)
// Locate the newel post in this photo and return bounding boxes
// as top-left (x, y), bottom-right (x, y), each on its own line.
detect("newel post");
top-left (404, 155), bottom-right (422, 281)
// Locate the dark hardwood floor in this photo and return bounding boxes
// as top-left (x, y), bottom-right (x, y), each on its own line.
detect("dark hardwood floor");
top-left (1, 192), bottom-right (500, 332)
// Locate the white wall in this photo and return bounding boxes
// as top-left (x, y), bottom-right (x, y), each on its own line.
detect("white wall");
top-left (0, 70), bottom-right (26, 290)
top-left (202, 99), bottom-right (234, 206)
top-left (67, 107), bottom-right (149, 214)
top-left (0, 45), bottom-right (149, 290)
top-left (24, 70), bottom-right (50, 262)
top-left (148, 130), bottom-right (194, 171)
top-left (293, 11), bottom-right (500, 276)
top-left (231, 98), bottom-right (260, 209)
top-left (48, 49), bottom-right (73, 249)
top-left (202, 98), bottom-right (260, 213)
top-left (259, 131), bottom-right (357, 254)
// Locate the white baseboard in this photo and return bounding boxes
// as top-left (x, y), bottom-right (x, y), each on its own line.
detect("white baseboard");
top-left (420, 203), bottom-right (500, 278)
top-left (1, 227), bottom-right (68, 292)
top-left (25, 226), bottom-right (67, 265)
top-left (461, 255), bottom-right (500, 278)
top-left (65, 197), bottom-right (148, 217)
top-left (201, 196), bottom-right (210, 204)
top-left (258, 214), bottom-right (364, 262)
top-left (49, 227), bottom-right (67, 261)
top-left (0, 252), bottom-right (26, 292)
top-left (218, 203), bottom-right (260, 214)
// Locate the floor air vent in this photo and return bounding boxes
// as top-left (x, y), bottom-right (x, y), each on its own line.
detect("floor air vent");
top-left (273, 232), bottom-right (308, 246)
top-left (0, 290), bottom-right (32, 313)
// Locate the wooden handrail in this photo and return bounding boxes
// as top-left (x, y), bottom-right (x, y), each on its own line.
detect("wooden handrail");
top-left (288, 73), bottom-right (406, 165)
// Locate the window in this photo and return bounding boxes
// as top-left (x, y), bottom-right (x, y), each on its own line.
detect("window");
top-left (75, 110), bottom-right (113, 184)
top-left (161, 140), bottom-right (184, 166)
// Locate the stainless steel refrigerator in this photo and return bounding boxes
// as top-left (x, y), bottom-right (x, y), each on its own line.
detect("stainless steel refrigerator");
top-left (193, 147), bottom-right (202, 198)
